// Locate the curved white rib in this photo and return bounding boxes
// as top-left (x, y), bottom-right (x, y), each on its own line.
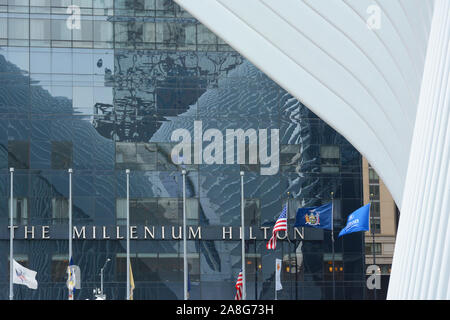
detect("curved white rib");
top-left (175, 0), bottom-right (434, 206)
top-left (388, 0), bottom-right (450, 298)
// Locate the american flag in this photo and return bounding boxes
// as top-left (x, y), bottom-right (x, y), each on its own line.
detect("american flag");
top-left (235, 270), bottom-right (243, 300)
top-left (266, 203), bottom-right (288, 250)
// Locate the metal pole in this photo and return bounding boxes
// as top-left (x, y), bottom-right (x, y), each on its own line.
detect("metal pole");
top-left (68, 168), bottom-right (73, 300)
top-left (101, 258), bottom-right (110, 298)
top-left (331, 191), bottom-right (335, 300)
top-left (255, 243), bottom-right (257, 300)
top-left (295, 239), bottom-right (298, 300)
top-left (69, 169), bottom-right (72, 260)
top-left (370, 193), bottom-right (376, 300)
top-left (288, 192), bottom-right (299, 300)
top-left (126, 169), bottom-right (130, 300)
top-left (182, 170), bottom-right (187, 300)
top-left (9, 167), bottom-right (14, 301)
top-left (240, 171), bottom-right (246, 300)
top-left (274, 259), bottom-right (278, 301)
top-left (101, 268), bottom-right (103, 297)
top-left (286, 192), bottom-right (291, 300)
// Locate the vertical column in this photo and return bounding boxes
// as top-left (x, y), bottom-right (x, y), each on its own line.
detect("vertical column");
top-left (69, 168), bottom-right (73, 260)
top-left (9, 167), bottom-right (14, 301)
top-left (370, 193), bottom-right (377, 300)
top-left (182, 170), bottom-right (188, 300)
top-left (240, 171), bottom-right (246, 300)
top-left (126, 169), bottom-right (130, 300)
top-left (68, 168), bottom-right (73, 300)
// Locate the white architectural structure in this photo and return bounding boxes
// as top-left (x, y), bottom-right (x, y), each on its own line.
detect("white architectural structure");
top-left (387, 0), bottom-right (449, 299)
top-left (175, 0), bottom-right (449, 299)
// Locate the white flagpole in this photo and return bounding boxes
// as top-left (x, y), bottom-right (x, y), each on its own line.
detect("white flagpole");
top-left (126, 169), bottom-right (130, 300)
top-left (69, 169), bottom-right (73, 260)
top-left (274, 260), bottom-right (277, 301)
top-left (240, 171), bottom-right (246, 300)
top-left (370, 193), bottom-right (376, 300)
top-left (182, 169), bottom-right (188, 300)
top-left (68, 168), bottom-right (73, 300)
top-left (9, 167), bottom-right (14, 301)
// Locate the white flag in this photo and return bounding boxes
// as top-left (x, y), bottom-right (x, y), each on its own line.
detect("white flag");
top-left (13, 259), bottom-right (38, 290)
top-left (275, 258), bottom-right (282, 291)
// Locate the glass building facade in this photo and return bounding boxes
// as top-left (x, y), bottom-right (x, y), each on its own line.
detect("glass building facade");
top-left (0, 0), bottom-right (366, 300)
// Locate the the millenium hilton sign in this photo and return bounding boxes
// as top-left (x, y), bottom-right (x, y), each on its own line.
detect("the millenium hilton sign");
top-left (0, 225), bottom-right (323, 241)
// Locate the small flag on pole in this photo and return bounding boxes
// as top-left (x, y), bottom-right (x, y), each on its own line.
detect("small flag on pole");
top-left (129, 263), bottom-right (135, 300)
top-left (67, 257), bottom-right (81, 300)
top-left (275, 259), bottom-right (282, 291)
top-left (266, 204), bottom-right (288, 250)
top-left (13, 259), bottom-right (38, 290)
top-left (338, 203), bottom-right (371, 237)
top-left (68, 258), bottom-right (74, 300)
top-left (67, 258), bottom-right (75, 293)
top-left (294, 202), bottom-right (333, 230)
top-left (235, 270), bottom-right (243, 300)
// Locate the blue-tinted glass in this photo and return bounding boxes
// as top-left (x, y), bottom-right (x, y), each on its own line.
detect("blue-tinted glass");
top-left (0, 0), bottom-right (368, 300)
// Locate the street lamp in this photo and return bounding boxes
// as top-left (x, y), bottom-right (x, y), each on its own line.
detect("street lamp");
top-left (100, 258), bottom-right (111, 299)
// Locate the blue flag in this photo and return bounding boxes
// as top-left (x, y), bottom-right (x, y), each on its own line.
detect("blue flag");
top-left (294, 202), bottom-right (333, 230)
top-left (338, 203), bottom-right (371, 237)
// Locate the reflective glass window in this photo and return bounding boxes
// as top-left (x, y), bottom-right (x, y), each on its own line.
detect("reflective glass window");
top-left (30, 19), bottom-right (51, 40)
top-left (52, 19), bottom-right (72, 41)
top-left (368, 167), bottom-right (379, 183)
top-left (8, 197), bottom-right (29, 224)
top-left (93, 0), bottom-right (112, 8)
top-left (280, 145), bottom-right (301, 166)
top-left (143, 22), bottom-right (155, 43)
top-left (116, 198), bottom-right (157, 225)
top-left (51, 141), bottom-right (73, 169)
top-left (8, 18), bottom-right (29, 39)
top-left (156, 22), bottom-right (185, 45)
top-left (93, 20), bottom-right (113, 42)
top-left (197, 24), bottom-right (216, 45)
top-left (158, 198), bottom-right (181, 223)
top-left (52, 197), bottom-right (69, 224)
top-left (244, 198), bottom-right (260, 226)
top-left (0, 18), bottom-right (7, 39)
top-left (365, 243), bottom-right (382, 255)
top-left (323, 256), bottom-right (344, 281)
top-left (8, 140), bottom-right (29, 169)
top-left (371, 201), bottom-right (380, 217)
top-left (320, 145), bottom-right (340, 173)
top-left (51, 254), bottom-right (69, 282)
top-left (30, 0), bottom-right (50, 5)
top-left (73, 18), bottom-right (93, 41)
top-left (116, 142), bottom-right (157, 171)
top-left (370, 217), bottom-right (381, 234)
top-left (369, 185), bottom-right (380, 200)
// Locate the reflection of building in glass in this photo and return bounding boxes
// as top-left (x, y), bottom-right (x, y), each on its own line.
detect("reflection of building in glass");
top-left (0, 0), bottom-right (366, 300)
top-left (94, 50), bottom-right (243, 142)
